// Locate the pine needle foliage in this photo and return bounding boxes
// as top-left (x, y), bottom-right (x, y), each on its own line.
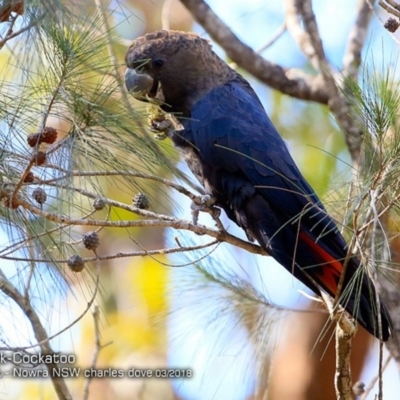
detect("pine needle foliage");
top-left (341, 60), bottom-right (400, 327)
top-left (0, 0), bottom-right (184, 375)
top-left (0, 1), bottom-right (181, 277)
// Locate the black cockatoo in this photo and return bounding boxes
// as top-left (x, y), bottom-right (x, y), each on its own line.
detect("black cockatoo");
top-left (124, 30), bottom-right (390, 340)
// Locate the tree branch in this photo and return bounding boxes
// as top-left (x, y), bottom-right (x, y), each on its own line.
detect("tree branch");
top-left (321, 292), bottom-right (357, 400)
top-left (285, 0), bottom-right (322, 71)
top-left (179, 0), bottom-right (329, 103)
top-left (0, 270), bottom-right (72, 400)
top-left (83, 306), bottom-right (111, 400)
top-left (0, 263), bottom-right (100, 353)
top-left (295, 0), bottom-right (364, 166)
top-left (342, 0), bottom-right (375, 80)
top-left (0, 13), bottom-right (46, 50)
top-left (0, 188), bottom-right (267, 256)
top-left (180, 0), bottom-right (364, 166)
top-left (379, 0), bottom-right (400, 18)
top-left (1, 240), bottom-right (219, 264)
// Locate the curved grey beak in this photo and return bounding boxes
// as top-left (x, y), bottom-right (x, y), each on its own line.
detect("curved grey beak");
top-left (125, 68), bottom-right (154, 98)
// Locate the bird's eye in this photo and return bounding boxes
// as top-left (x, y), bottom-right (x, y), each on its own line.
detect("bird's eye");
top-left (153, 59), bottom-right (164, 68)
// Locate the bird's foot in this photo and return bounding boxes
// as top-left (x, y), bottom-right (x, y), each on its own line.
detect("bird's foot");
top-left (149, 119), bottom-right (174, 140)
top-left (190, 194), bottom-right (222, 228)
top-left (147, 105), bottom-right (174, 140)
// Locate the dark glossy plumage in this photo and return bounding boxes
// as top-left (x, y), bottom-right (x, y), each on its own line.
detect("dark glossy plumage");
top-left (177, 77), bottom-right (390, 340)
top-left (125, 30), bottom-right (390, 340)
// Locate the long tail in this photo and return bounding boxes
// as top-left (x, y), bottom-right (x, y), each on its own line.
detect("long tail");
top-left (301, 233), bottom-right (391, 341)
top-left (240, 194), bottom-right (391, 340)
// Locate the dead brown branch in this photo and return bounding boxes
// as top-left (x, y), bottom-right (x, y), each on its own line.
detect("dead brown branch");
top-left (321, 292), bottom-right (357, 400)
top-left (179, 0), bottom-right (329, 104)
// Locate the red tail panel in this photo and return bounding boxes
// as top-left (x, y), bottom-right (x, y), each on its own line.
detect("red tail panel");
top-left (299, 232), bottom-right (343, 295)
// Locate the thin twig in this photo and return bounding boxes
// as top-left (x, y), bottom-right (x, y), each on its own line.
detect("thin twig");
top-left (370, 189), bottom-right (384, 398)
top-left (341, 181), bottom-right (354, 235)
top-left (0, 13), bottom-right (46, 49)
top-left (0, 262), bottom-right (101, 353)
top-left (11, 158), bottom-right (34, 204)
top-left (1, 217), bottom-right (75, 257)
top-left (293, 0), bottom-right (336, 92)
top-left (129, 235), bottom-right (220, 268)
top-left (82, 249), bottom-right (111, 400)
top-left (2, 12), bottom-right (17, 39)
top-left (360, 355), bottom-right (392, 400)
top-left (83, 306), bottom-right (104, 400)
top-left (23, 207), bottom-right (37, 300)
top-left (2, 190), bottom-right (267, 256)
top-left (1, 240), bottom-right (219, 264)
top-left (256, 21), bottom-right (287, 53)
top-left (38, 168), bottom-right (200, 200)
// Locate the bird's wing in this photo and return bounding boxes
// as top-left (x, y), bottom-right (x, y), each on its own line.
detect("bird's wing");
top-left (184, 78), bottom-right (348, 269)
top-left (180, 79), bottom-right (392, 340)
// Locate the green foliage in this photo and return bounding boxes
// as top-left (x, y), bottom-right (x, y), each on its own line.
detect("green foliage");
top-left (0, 1), bottom-right (183, 272)
top-left (340, 59), bottom-right (400, 281)
top-left (345, 60), bottom-right (400, 177)
top-left (0, 3), bottom-right (182, 398)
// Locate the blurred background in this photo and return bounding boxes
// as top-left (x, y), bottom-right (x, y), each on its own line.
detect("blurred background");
top-left (1, 0), bottom-right (400, 399)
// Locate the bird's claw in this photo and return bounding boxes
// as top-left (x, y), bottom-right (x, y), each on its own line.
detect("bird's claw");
top-left (190, 195), bottom-right (221, 227)
top-left (149, 119), bottom-right (173, 140)
top-left (147, 105), bottom-right (174, 141)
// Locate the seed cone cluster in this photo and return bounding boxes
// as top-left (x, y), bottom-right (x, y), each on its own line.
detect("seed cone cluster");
top-left (82, 231), bottom-right (100, 250)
